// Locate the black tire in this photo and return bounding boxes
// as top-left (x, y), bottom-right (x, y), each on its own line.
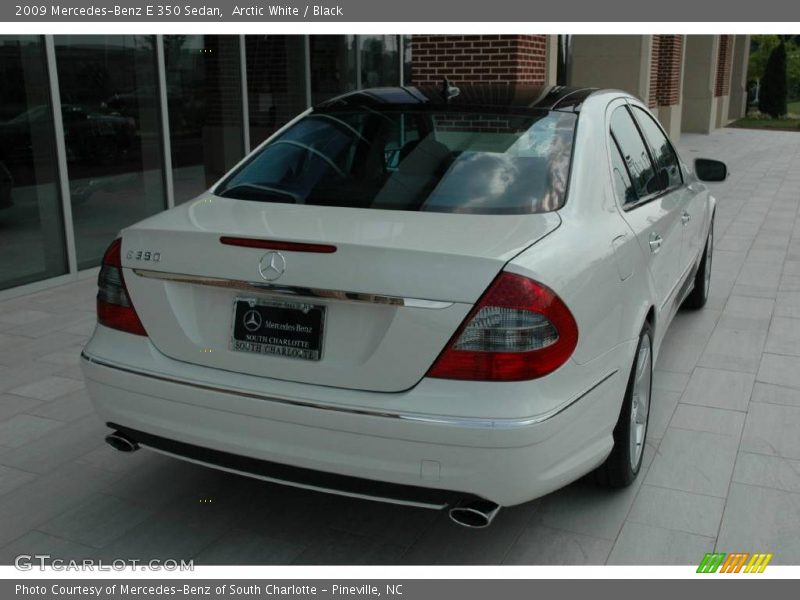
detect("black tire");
top-left (682, 218), bottom-right (714, 310)
top-left (596, 321), bottom-right (653, 489)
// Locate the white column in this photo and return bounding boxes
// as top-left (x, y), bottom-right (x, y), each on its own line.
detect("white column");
top-left (44, 35), bottom-right (77, 275)
top-left (398, 35), bottom-right (405, 86)
top-left (239, 34), bottom-right (250, 155)
top-left (303, 35), bottom-right (312, 108)
top-left (728, 35), bottom-right (751, 120)
top-left (155, 36), bottom-right (175, 209)
top-left (681, 35), bottom-right (720, 134)
top-left (544, 35), bottom-right (558, 87)
top-left (567, 35), bottom-right (653, 102)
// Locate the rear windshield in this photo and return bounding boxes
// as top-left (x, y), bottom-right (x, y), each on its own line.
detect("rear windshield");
top-left (215, 108), bottom-right (577, 215)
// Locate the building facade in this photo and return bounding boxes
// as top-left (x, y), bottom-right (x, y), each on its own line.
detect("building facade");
top-left (0, 34), bottom-right (749, 296)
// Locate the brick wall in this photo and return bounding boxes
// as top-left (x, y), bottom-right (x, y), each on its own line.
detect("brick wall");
top-left (410, 35), bottom-right (547, 85)
top-left (435, 112), bottom-right (534, 134)
top-left (649, 35), bottom-right (684, 108)
top-left (715, 35), bottom-right (733, 97)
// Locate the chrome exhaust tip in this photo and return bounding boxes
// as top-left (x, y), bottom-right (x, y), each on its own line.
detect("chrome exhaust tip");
top-left (448, 499), bottom-right (501, 529)
top-left (105, 431), bottom-right (139, 453)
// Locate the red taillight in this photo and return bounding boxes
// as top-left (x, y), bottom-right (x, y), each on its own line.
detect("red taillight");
top-left (96, 238), bottom-right (147, 336)
top-left (427, 272), bottom-right (578, 381)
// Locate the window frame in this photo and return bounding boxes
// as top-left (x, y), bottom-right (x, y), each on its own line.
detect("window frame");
top-left (628, 103), bottom-right (685, 195)
top-left (609, 131), bottom-right (638, 208)
top-left (608, 103), bottom-right (662, 212)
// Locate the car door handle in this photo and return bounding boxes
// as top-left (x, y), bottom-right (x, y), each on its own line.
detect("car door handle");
top-left (682, 211), bottom-right (691, 224)
top-left (649, 233), bottom-right (663, 254)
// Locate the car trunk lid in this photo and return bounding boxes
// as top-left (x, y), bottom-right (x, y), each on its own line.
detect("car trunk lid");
top-left (120, 195), bottom-right (560, 392)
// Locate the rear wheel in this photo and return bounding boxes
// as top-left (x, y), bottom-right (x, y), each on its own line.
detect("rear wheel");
top-left (596, 321), bottom-right (652, 488)
top-left (682, 219), bottom-right (713, 310)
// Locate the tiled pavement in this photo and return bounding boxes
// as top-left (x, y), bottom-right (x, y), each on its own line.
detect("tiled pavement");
top-left (1, 128), bottom-right (800, 565)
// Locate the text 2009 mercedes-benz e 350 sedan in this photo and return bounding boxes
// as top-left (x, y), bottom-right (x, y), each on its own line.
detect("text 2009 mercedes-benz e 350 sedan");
top-left (81, 84), bottom-right (726, 528)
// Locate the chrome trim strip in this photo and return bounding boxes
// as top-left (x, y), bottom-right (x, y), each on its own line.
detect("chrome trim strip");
top-left (132, 269), bottom-right (454, 309)
top-left (81, 351), bottom-right (617, 429)
top-left (140, 444), bottom-right (449, 510)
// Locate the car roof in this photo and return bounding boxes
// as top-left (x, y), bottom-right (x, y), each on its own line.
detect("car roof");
top-left (315, 84), bottom-right (601, 114)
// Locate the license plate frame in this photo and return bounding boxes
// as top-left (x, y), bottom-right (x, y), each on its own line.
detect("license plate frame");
top-left (230, 297), bottom-right (325, 361)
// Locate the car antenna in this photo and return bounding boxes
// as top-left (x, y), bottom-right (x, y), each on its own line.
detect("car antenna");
top-left (441, 77), bottom-right (460, 103)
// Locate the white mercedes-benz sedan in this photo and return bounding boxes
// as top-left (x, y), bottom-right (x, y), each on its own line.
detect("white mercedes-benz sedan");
top-left (81, 84), bottom-right (726, 528)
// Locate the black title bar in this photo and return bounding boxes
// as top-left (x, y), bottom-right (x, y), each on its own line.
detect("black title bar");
top-left (3, 0), bottom-right (800, 22)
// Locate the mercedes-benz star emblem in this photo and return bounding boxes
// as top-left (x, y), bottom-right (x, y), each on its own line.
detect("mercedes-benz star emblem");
top-left (242, 309), bottom-right (262, 332)
top-left (258, 251), bottom-right (286, 282)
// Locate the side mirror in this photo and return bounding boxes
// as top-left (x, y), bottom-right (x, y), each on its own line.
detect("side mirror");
top-left (694, 158), bottom-right (728, 182)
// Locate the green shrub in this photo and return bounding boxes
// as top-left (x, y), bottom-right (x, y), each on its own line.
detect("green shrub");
top-left (759, 40), bottom-right (788, 118)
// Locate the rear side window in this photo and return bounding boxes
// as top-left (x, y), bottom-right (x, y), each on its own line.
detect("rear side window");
top-left (632, 107), bottom-right (682, 190)
top-left (216, 108), bottom-right (577, 215)
top-left (609, 135), bottom-right (637, 206)
top-left (610, 106), bottom-right (659, 200)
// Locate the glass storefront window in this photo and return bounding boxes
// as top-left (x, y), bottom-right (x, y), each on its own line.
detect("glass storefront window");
top-left (54, 34), bottom-right (166, 269)
top-left (0, 34), bottom-right (414, 292)
top-left (164, 35), bottom-right (245, 203)
top-left (360, 35), bottom-right (400, 88)
top-left (309, 35), bottom-right (357, 104)
top-left (246, 35), bottom-right (307, 149)
top-left (0, 36), bottom-right (67, 290)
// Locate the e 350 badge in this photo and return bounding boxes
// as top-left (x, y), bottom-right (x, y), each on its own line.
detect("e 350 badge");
top-left (126, 249), bottom-right (161, 263)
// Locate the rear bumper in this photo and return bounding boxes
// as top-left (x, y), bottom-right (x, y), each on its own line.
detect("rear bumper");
top-left (107, 423), bottom-right (465, 510)
top-left (81, 331), bottom-right (634, 507)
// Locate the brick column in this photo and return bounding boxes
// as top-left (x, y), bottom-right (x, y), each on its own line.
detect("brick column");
top-left (714, 34), bottom-right (734, 127)
top-left (650, 35), bottom-right (685, 140)
top-left (410, 35), bottom-right (548, 85)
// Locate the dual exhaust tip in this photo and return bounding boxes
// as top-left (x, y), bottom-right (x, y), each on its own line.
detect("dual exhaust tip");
top-left (104, 430), bottom-right (500, 528)
top-left (448, 498), bottom-right (501, 529)
top-left (105, 431), bottom-right (139, 453)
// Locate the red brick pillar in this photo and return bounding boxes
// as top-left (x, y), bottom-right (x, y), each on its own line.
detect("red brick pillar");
top-left (409, 35), bottom-right (548, 86)
top-left (648, 35), bottom-right (685, 139)
top-left (715, 35), bottom-right (733, 98)
top-left (658, 36), bottom-right (684, 107)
